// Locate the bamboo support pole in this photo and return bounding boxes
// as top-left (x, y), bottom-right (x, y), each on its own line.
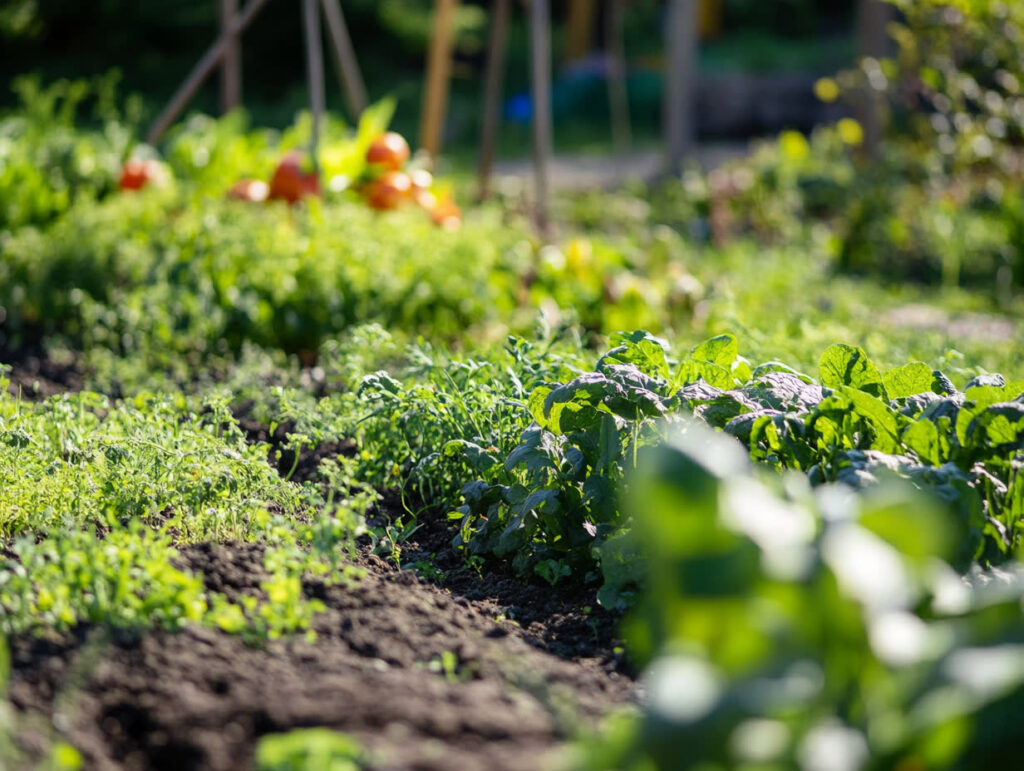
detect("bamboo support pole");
top-left (147, 0), bottom-right (272, 143)
top-left (856, 0), bottom-right (895, 160)
top-left (420, 0), bottom-right (459, 161)
top-left (321, 0), bottom-right (367, 119)
top-left (664, 0), bottom-right (697, 175)
top-left (529, 0), bottom-right (553, 233)
top-left (565, 0), bottom-right (594, 63)
top-left (219, 0), bottom-right (242, 111)
top-left (606, 0), bottom-right (631, 156)
top-left (302, 0), bottom-right (326, 175)
top-left (477, 0), bottom-right (510, 200)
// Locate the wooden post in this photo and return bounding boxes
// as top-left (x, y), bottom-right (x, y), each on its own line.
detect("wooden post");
top-left (529, 0), bottom-right (553, 233)
top-left (147, 0), bottom-right (272, 143)
top-left (856, 0), bottom-right (894, 159)
top-left (477, 0), bottom-right (510, 200)
top-left (302, 0), bottom-right (326, 175)
top-left (664, 0), bottom-right (698, 175)
top-left (219, 0), bottom-right (242, 111)
top-left (420, 0), bottom-right (459, 160)
top-left (606, 0), bottom-right (631, 156)
top-left (565, 0), bottom-right (594, 63)
top-left (321, 0), bottom-right (368, 119)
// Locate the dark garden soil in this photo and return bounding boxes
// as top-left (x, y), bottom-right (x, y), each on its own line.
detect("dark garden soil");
top-left (2, 352), bottom-right (83, 400)
top-left (5, 377), bottom-right (637, 770)
top-left (8, 516), bottom-right (636, 771)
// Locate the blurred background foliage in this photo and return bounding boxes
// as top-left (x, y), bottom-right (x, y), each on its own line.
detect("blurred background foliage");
top-left (0, 0), bottom-right (858, 141)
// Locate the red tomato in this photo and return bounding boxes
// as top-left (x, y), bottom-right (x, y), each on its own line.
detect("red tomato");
top-left (364, 170), bottom-right (412, 210)
top-left (408, 168), bottom-right (435, 208)
top-left (269, 152), bottom-right (320, 203)
top-left (119, 159), bottom-right (164, 191)
top-left (226, 179), bottom-right (270, 202)
top-left (366, 132), bottom-right (410, 171)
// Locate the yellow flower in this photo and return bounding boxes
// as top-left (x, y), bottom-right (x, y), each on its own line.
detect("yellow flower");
top-left (814, 77), bottom-right (841, 103)
top-left (779, 131), bottom-right (810, 161)
top-left (837, 118), bottom-right (865, 147)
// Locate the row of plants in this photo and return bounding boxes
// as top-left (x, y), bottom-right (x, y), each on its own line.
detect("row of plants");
top-left (0, 373), bottom-right (368, 641)
top-left (7, 66), bottom-right (1023, 396)
top-left (243, 325), bottom-right (1021, 607)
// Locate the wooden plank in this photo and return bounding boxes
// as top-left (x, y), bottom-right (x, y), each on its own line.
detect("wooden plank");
top-left (147, 0), bottom-right (272, 143)
top-left (321, 0), bottom-right (368, 119)
top-left (219, 0), bottom-right (242, 112)
top-left (663, 0), bottom-right (698, 175)
top-left (477, 0), bottom-right (510, 200)
top-left (605, 0), bottom-right (631, 156)
top-left (530, 0), bottom-right (553, 233)
top-left (419, 0), bottom-right (459, 160)
top-left (565, 0), bottom-right (594, 63)
top-left (303, 0), bottom-right (327, 175)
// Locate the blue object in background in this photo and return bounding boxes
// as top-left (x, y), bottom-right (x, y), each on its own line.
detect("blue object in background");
top-left (505, 93), bottom-right (533, 124)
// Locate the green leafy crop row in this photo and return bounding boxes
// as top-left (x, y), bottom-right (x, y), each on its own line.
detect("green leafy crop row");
top-left (409, 332), bottom-right (1024, 603)
top-left (0, 376), bottom-right (367, 639)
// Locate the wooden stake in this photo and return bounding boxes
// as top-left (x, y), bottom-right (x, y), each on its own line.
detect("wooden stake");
top-left (606, 0), bottom-right (631, 156)
top-left (477, 0), bottom-right (510, 200)
top-left (664, 0), bottom-right (698, 175)
top-left (856, 0), bottom-right (894, 160)
top-left (565, 0), bottom-right (594, 63)
top-left (302, 0), bottom-right (326, 175)
top-left (147, 0), bottom-right (272, 143)
top-left (219, 0), bottom-right (242, 112)
top-left (420, 0), bottom-right (459, 161)
top-left (529, 0), bottom-right (553, 233)
top-left (321, 0), bottom-right (368, 119)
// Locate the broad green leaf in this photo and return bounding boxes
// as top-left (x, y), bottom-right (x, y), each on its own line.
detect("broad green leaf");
top-left (859, 486), bottom-right (955, 563)
top-left (955, 385), bottom-right (1008, 447)
top-left (731, 356), bottom-right (753, 384)
top-left (842, 387), bottom-right (902, 453)
top-left (883, 361), bottom-right (935, 399)
top-left (597, 412), bottom-right (622, 473)
top-left (819, 343), bottom-right (886, 399)
top-left (901, 419), bottom-right (943, 466)
top-left (692, 334), bottom-right (739, 368)
top-left (675, 360), bottom-right (734, 390)
top-left (750, 361), bottom-right (814, 383)
top-left (965, 403), bottom-right (1024, 448)
top-left (528, 385), bottom-right (554, 428)
top-left (599, 331), bottom-right (671, 378)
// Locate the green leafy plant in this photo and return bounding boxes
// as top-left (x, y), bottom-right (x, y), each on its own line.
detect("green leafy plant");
top-left (577, 421), bottom-right (1024, 770)
top-left (255, 728), bottom-right (365, 771)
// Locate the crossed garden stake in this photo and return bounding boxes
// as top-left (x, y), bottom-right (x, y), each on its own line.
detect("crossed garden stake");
top-left (147, 0), bottom-right (367, 183)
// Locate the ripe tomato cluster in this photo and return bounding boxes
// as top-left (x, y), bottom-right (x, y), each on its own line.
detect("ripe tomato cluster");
top-left (359, 132), bottom-right (461, 229)
top-left (119, 130), bottom-right (461, 229)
